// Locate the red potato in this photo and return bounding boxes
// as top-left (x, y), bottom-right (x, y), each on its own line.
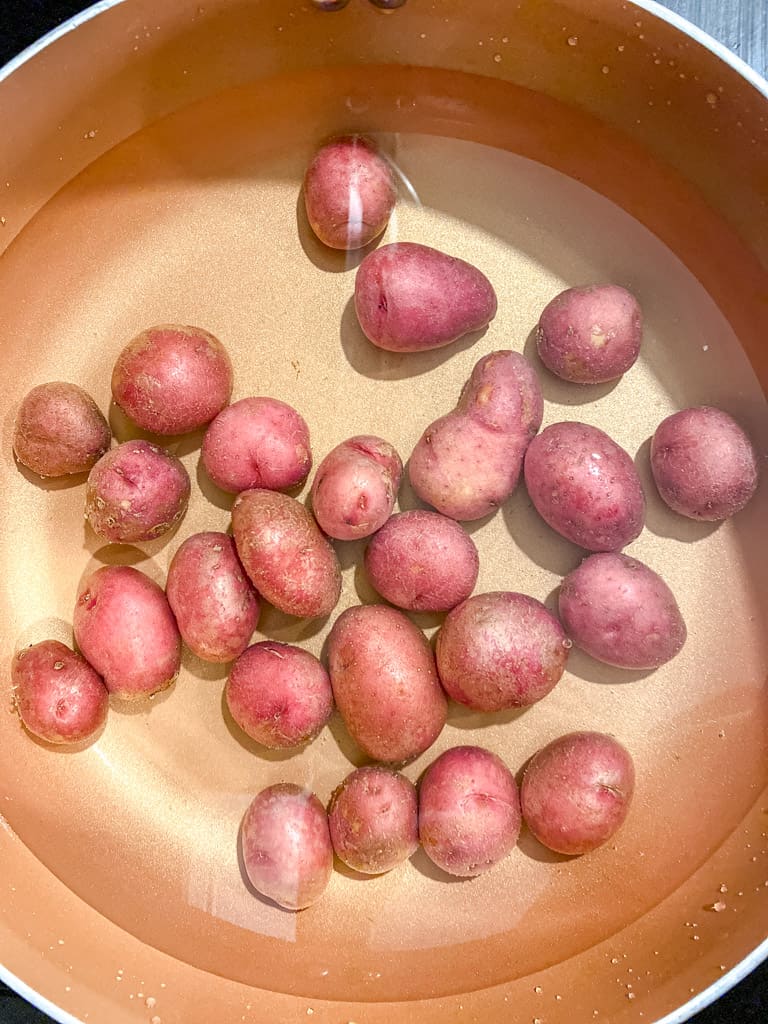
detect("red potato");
top-left (13, 382), bottom-right (111, 478)
top-left (409, 350), bottom-right (543, 521)
top-left (111, 324), bottom-right (233, 435)
top-left (201, 397), bottom-right (312, 495)
top-left (328, 766), bottom-right (418, 874)
top-left (85, 439), bottom-right (191, 543)
top-left (364, 510), bottom-right (479, 612)
top-left (524, 421), bottom-right (646, 551)
top-left (559, 553), bottom-right (686, 670)
top-left (73, 565), bottom-right (181, 700)
top-left (650, 406), bottom-right (759, 521)
top-left (419, 746), bottom-right (521, 877)
top-left (226, 642), bottom-right (333, 749)
top-left (166, 532), bottom-right (260, 663)
top-left (436, 591), bottom-right (570, 712)
top-left (12, 640), bottom-right (108, 745)
top-left (310, 435), bottom-right (402, 541)
top-left (326, 604), bottom-right (447, 764)
top-left (521, 731), bottom-right (635, 855)
top-left (231, 489), bottom-right (341, 618)
top-left (304, 135), bottom-right (396, 250)
top-left (355, 242), bottom-right (497, 353)
top-left (536, 284), bottom-right (643, 384)
top-left (241, 784), bottom-right (333, 910)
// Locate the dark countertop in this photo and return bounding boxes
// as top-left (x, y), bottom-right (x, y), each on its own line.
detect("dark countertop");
top-left (0, 1), bottom-right (766, 1022)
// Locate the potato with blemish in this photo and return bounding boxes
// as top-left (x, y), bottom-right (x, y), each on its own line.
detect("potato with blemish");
top-left (13, 382), bottom-right (111, 478)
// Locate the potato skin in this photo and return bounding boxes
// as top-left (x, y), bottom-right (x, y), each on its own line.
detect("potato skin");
top-left (304, 135), bottom-right (396, 250)
top-left (537, 284), bottom-right (642, 383)
top-left (419, 746), bottom-right (521, 877)
top-left (521, 731), bottom-right (635, 855)
top-left (241, 784), bottom-right (333, 910)
top-left (559, 553), bottom-right (686, 669)
top-left (201, 397), bottom-right (312, 495)
top-left (355, 242), bottom-right (498, 353)
top-left (409, 350), bottom-right (543, 521)
top-left (73, 565), bottom-right (181, 699)
top-left (226, 642), bottom-right (333, 749)
top-left (327, 604), bottom-right (447, 764)
top-left (311, 435), bottom-right (402, 541)
top-left (85, 440), bottom-right (191, 543)
top-left (13, 382), bottom-right (111, 478)
top-left (12, 640), bottom-right (108, 745)
top-left (231, 489), bottom-right (341, 618)
top-left (436, 592), bottom-right (570, 712)
top-left (650, 406), bottom-right (759, 521)
top-left (524, 421), bottom-right (645, 551)
top-left (364, 510), bottom-right (479, 612)
top-left (166, 532), bottom-right (260, 663)
top-left (111, 324), bottom-right (233, 435)
top-left (328, 766), bottom-right (418, 874)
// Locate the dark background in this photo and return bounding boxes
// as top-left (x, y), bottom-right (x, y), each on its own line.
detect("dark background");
top-left (0, 1), bottom-right (766, 1022)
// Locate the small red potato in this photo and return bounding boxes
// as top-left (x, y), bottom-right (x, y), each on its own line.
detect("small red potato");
top-left (73, 565), bottom-right (181, 699)
top-left (166, 532), bottom-right (260, 663)
top-left (355, 242), bottom-right (497, 353)
top-left (524, 421), bottom-right (645, 551)
top-left (241, 783), bottom-right (333, 910)
top-left (418, 746), bottom-right (521, 877)
top-left (201, 397), bottom-right (312, 495)
top-left (13, 382), bottom-right (111, 478)
top-left (650, 406), bottom-right (759, 521)
top-left (226, 642), bottom-right (333, 749)
top-left (521, 731), bottom-right (635, 855)
top-left (12, 640), bottom-right (108, 745)
top-left (310, 435), bottom-right (402, 541)
top-left (364, 510), bottom-right (479, 612)
top-left (436, 591), bottom-right (570, 712)
top-left (326, 604), bottom-right (447, 764)
top-left (85, 439), bottom-right (191, 543)
top-left (536, 284), bottom-right (643, 383)
top-left (328, 766), bottom-right (418, 874)
top-left (304, 135), bottom-right (396, 250)
top-left (559, 553), bottom-right (686, 670)
top-left (409, 350), bottom-right (543, 521)
top-left (111, 324), bottom-right (233, 435)
top-left (232, 489), bottom-right (341, 619)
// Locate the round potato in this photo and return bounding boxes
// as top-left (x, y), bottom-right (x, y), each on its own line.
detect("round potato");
top-left (521, 731), bottom-right (635, 855)
top-left (13, 382), bottom-right (111, 478)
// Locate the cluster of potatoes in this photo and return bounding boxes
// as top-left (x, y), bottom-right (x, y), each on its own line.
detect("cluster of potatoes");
top-left (11, 136), bottom-right (760, 912)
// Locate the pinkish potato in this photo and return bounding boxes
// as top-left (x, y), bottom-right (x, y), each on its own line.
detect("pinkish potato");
top-left (536, 284), bottom-right (643, 384)
top-left (310, 435), bottom-right (402, 541)
top-left (73, 565), bottom-right (181, 700)
top-left (241, 783), bottom-right (333, 910)
top-left (355, 242), bottom-right (497, 353)
top-left (85, 440), bottom-right (191, 543)
top-left (524, 421), bottom-right (645, 551)
top-left (226, 642), bottom-right (333, 749)
top-left (12, 640), bottom-right (108, 745)
top-left (418, 746), bottom-right (521, 877)
top-left (111, 324), bottom-right (233, 435)
top-left (409, 350), bottom-right (543, 521)
top-left (13, 382), bottom-right (111, 478)
top-left (232, 489), bottom-right (341, 618)
top-left (436, 591), bottom-right (570, 712)
top-left (521, 731), bottom-right (635, 855)
top-left (304, 135), bottom-right (396, 250)
top-left (328, 766), bottom-right (418, 874)
top-left (559, 553), bottom-right (686, 670)
top-left (327, 604), bottom-right (447, 764)
top-left (650, 406), bottom-right (759, 521)
top-left (201, 397), bottom-right (312, 495)
top-left (364, 510), bottom-right (479, 612)
top-left (166, 532), bottom-right (260, 663)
